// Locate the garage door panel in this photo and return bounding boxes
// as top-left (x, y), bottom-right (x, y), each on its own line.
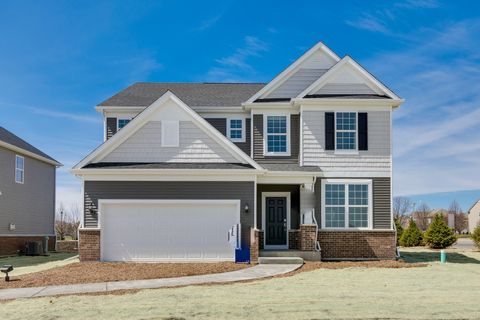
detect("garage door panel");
top-left (100, 201), bottom-right (240, 262)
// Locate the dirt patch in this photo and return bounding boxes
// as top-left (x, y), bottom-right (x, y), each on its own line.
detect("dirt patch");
top-left (289, 259), bottom-right (427, 274)
top-left (0, 262), bottom-right (249, 289)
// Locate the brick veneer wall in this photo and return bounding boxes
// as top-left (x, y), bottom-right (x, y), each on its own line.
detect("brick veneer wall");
top-left (0, 236), bottom-right (56, 256)
top-left (250, 228), bottom-right (260, 262)
top-left (318, 230), bottom-right (396, 260)
top-left (300, 225), bottom-right (317, 251)
top-left (79, 229), bottom-right (100, 261)
top-left (258, 230), bottom-right (264, 250)
top-left (289, 230), bottom-right (300, 249)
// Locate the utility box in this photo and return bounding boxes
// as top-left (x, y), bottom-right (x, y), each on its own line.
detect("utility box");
top-left (235, 246), bottom-right (250, 263)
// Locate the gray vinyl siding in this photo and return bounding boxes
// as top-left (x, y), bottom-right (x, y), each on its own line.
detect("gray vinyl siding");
top-left (0, 147), bottom-right (55, 235)
top-left (256, 184), bottom-right (300, 230)
top-left (101, 121), bottom-right (239, 163)
top-left (265, 68), bottom-right (328, 99)
top-left (106, 117), bottom-right (117, 140)
top-left (83, 181), bottom-right (255, 245)
top-left (314, 177), bottom-right (391, 230)
top-left (302, 110), bottom-right (391, 174)
top-left (252, 114), bottom-right (299, 163)
top-left (206, 118), bottom-right (251, 155)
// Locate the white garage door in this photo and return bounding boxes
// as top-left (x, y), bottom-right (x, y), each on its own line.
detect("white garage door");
top-left (99, 200), bottom-right (240, 262)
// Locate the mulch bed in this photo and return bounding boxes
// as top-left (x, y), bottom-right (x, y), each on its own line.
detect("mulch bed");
top-left (0, 262), bottom-right (249, 289)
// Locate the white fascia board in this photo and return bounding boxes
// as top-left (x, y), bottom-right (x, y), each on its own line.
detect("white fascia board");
top-left (95, 106), bottom-right (145, 113)
top-left (321, 171), bottom-right (391, 178)
top-left (245, 42), bottom-right (340, 103)
top-left (75, 91), bottom-right (264, 171)
top-left (0, 141), bottom-right (62, 167)
top-left (295, 100), bottom-right (402, 109)
top-left (250, 106), bottom-right (299, 115)
top-left (192, 106), bottom-right (246, 113)
top-left (297, 56), bottom-right (402, 101)
top-left (258, 174), bottom-right (318, 185)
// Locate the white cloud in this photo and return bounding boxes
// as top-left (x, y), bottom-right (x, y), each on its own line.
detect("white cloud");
top-left (206, 36), bottom-right (268, 82)
top-left (27, 106), bottom-right (101, 124)
top-left (198, 13), bottom-right (224, 31)
top-left (360, 19), bottom-right (480, 196)
top-left (345, 14), bottom-right (391, 34)
top-left (56, 185), bottom-right (82, 211)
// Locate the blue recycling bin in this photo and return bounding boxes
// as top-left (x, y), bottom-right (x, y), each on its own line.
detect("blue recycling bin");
top-left (235, 246), bottom-right (250, 263)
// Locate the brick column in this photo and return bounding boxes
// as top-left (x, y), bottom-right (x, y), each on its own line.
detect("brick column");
top-left (79, 229), bottom-right (100, 261)
top-left (300, 224), bottom-right (317, 251)
top-left (250, 228), bottom-right (260, 263)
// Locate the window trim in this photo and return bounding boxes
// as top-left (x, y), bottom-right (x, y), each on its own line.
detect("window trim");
top-left (263, 114), bottom-right (291, 156)
top-left (227, 118), bottom-right (245, 142)
top-left (334, 111), bottom-right (359, 154)
top-left (321, 179), bottom-right (373, 230)
top-left (161, 120), bottom-right (180, 147)
top-left (117, 118), bottom-right (131, 130)
top-left (15, 155), bottom-right (24, 184)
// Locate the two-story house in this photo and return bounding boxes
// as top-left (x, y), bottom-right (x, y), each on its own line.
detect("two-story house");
top-left (72, 42), bottom-right (403, 262)
top-left (0, 127), bottom-right (62, 255)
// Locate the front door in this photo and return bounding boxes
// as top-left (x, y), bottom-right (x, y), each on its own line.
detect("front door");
top-left (265, 197), bottom-right (287, 247)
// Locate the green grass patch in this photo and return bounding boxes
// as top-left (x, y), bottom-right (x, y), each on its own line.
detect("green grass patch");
top-left (0, 252), bottom-right (77, 268)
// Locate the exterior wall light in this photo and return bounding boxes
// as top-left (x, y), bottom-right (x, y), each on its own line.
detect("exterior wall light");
top-left (244, 204), bottom-right (249, 213)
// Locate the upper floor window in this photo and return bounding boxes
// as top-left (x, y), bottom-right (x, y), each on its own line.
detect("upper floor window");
top-left (15, 155), bottom-right (24, 184)
top-left (118, 118), bottom-right (131, 130)
top-left (227, 118), bottom-right (245, 142)
top-left (322, 179), bottom-right (372, 229)
top-left (265, 115), bottom-right (290, 155)
top-left (336, 112), bottom-right (356, 150)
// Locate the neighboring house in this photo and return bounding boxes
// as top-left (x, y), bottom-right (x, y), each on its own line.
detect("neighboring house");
top-left (72, 42), bottom-right (404, 262)
top-left (0, 127), bottom-right (62, 256)
top-left (468, 200), bottom-right (480, 233)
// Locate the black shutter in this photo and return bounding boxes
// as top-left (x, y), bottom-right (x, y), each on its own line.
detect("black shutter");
top-left (325, 112), bottom-right (335, 150)
top-left (358, 112), bottom-right (368, 150)
top-left (106, 117), bottom-right (117, 140)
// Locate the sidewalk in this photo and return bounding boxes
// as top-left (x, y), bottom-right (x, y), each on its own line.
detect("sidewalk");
top-left (0, 263), bottom-right (301, 300)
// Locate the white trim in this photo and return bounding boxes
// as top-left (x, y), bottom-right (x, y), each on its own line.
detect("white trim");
top-left (297, 56), bottom-right (401, 100)
top-left (160, 120), bottom-right (180, 147)
top-left (98, 199), bottom-right (241, 261)
top-left (293, 99), bottom-right (403, 108)
top-left (15, 155), bottom-right (24, 184)
top-left (321, 179), bottom-right (373, 230)
top-left (261, 192), bottom-right (291, 250)
top-left (263, 114), bottom-right (291, 156)
top-left (250, 106), bottom-right (299, 114)
top-left (95, 106), bottom-right (145, 113)
top-left (226, 118), bottom-right (246, 142)
top-left (0, 141), bottom-right (62, 167)
top-left (73, 91), bottom-right (263, 171)
top-left (246, 42), bottom-right (340, 103)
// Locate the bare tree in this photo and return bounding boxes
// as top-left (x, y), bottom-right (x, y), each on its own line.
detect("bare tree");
top-left (55, 203), bottom-right (68, 240)
top-left (68, 203), bottom-right (82, 240)
top-left (414, 202), bottom-right (431, 231)
top-left (449, 200), bottom-right (467, 233)
top-left (393, 197), bottom-right (415, 225)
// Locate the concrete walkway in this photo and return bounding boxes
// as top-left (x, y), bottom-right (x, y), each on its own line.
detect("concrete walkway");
top-left (0, 263), bottom-right (301, 300)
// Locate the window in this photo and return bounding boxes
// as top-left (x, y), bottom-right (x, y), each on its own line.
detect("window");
top-left (118, 118), bottom-right (131, 130)
top-left (322, 180), bottom-right (371, 229)
top-left (336, 112), bottom-right (356, 150)
top-left (15, 155), bottom-right (24, 184)
top-left (161, 120), bottom-right (179, 147)
top-left (228, 119), bottom-right (244, 142)
top-left (265, 115), bottom-right (289, 155)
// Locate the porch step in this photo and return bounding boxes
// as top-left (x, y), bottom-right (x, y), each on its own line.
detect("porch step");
top-left (260, 250), bottom-right (321, 261)
top-left (258, 257), bottom-right (304, 265)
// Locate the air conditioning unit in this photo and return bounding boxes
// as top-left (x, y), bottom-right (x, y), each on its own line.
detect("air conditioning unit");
top-left (24, 241), bottom-right (43, 256)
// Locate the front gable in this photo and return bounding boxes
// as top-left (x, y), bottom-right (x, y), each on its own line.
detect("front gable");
top-left (73, 92), bottom-right (262, 170)
top-left (299, 57), bottom-right (401, 99)
top-left (246, 42), bottom-right (340, 102)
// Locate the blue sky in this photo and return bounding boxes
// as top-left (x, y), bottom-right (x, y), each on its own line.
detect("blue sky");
top-left (1, 0), bottom-right (479, 211)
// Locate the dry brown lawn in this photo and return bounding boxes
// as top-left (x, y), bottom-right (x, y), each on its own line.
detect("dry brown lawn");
top-left (0, 262), bottom-right (249, 289)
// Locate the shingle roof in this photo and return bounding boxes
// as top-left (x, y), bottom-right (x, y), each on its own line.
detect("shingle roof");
top-left (0, 127), bottom-right (60, 164)
top-left (304, 94), bottom-right (391, 99)
top-left (83, 162), bottom-right (255, 170)
top-left (98, 82), bottom-right (266, 108)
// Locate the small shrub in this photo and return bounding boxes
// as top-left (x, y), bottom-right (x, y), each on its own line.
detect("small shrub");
top-left (471, 226), bottom-right (480, 249)
top-left (424, 213), bottom-right (457, 249)
top-left (394, 218), bottom-right (404, 245)
top-left (399, 218), bottom-right (423, 247)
